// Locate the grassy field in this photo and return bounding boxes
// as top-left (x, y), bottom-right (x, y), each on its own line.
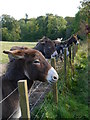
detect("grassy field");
top-left (0, 41), bottom-right (37, 63)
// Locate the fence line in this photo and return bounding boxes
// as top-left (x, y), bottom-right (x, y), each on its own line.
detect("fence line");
top-left (1, 42), bottom-right (79, 119)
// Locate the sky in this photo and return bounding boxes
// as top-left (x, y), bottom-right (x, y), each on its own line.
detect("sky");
top-left (0, 0), bottom-right (82, 20)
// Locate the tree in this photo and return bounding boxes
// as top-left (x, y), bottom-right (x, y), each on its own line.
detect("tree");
top-left (71, 0), bottom-right (90, 40)
top-left (46, 14), bottom-right (67, 39)
top-left (65, 17), bottom-right (75, 39)
top-left (1, 14), bottom-right (21, 41)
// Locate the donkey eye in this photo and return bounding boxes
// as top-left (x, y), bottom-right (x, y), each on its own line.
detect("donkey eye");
top-left (33, 59), bottom-right (40, 64)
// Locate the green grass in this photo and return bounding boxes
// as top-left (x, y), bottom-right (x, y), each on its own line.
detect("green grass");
top-left (31, 41), bottom-right (89, 119)
top-left (0, 41), bottom-right (37, 63)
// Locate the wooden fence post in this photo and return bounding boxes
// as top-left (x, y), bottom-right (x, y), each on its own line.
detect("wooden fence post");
top-left (18, 80), bottom-right (30, 119)
top-left (72, 42), bottom-right (75, 61)
top-left (71, 43), bottom-right (75, 77)
top-left (64, 48), bottom-right (67, 82)
top-left (69, 45), bottom-right (71, 65)
top-left (76, 44), bottom-right (78, 53)
top-left (51, 58), bottom-right (58, 104)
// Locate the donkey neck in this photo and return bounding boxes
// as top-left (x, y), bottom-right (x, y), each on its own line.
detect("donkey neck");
top-left (1, 59), bottom-right (33, 119)
top-left (2, 59), bottom-right (33, 95)
top-left (5, 59), bottom-right (26, 81)
top-left (2, 60), bottom-right (26, 96)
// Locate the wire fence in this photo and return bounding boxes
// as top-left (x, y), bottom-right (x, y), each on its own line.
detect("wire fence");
top-left (0, 87), bottom-right (18, 104)
top-left (0, 43), bottom-right (79, 119)
top-left (29, 44), bottom-right (79, 120)
top-left (0, 87), bottom-right (19, 119)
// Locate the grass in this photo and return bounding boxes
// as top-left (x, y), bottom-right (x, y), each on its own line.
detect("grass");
top-left (0, 41), bottom-right (37, 63)
top-left (31, 41), bottom-right (89, 119)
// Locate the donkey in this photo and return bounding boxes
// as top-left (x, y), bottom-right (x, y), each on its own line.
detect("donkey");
top-left (0, 48), bottom-right (58, 119)
top-left (54, 35), bottom-right (79, 60)
top-left (34, 36), bottom-right (58, 59)
top-left (60, 34), bottom-right (79, 47)
top-left (9, 36), bottom-right (58, 60)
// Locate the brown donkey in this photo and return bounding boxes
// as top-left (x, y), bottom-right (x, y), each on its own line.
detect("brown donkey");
top-left (0, 48), bottom-right (58, 119)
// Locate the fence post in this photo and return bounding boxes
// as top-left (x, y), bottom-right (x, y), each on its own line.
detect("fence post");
top-left (87, 30), bottom-right (90, 114)
top-left (64, 48), bottom-right (67, 82)
top-left (68, 45), bottom-right (71, 65)
top-left (72, 43), bottom-right (75, 77)
top-left (72, 42), bottom-right (75, 61)
top-left (18, 80), bottom-right (30, 120)
top-left (76, 44), bottom-right (78, 54)
top-left (51, 58), bottom-right (58, 104)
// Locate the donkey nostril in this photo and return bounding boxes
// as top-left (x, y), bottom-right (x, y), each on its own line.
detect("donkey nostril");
top-left (53, 76), bottom-right (57, 80)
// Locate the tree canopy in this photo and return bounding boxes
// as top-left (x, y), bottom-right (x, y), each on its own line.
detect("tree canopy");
top-left (1, 0), bottom-right (89, 41)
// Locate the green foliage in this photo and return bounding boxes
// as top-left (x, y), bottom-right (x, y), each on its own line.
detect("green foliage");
top-left (1, 0), bottom-right (89, 41)
top-left (65, 17), bottom-right (75, 39)
top-left (1, 14), bottom-right (21, 41)
top-left (46, 14), bottom-right (67, 39)
top-left (64, 0), bottom-right (90, 40)
top-left (1, 14), bottom-right (67, 41)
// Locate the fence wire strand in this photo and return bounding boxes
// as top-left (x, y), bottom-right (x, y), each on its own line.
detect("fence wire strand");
top-left (30, 82), bottom-right (42, 96)
top-left (31, 85), bottom-right (53, 120)
top-left (7, 107), bottom-right (19, 120)
top-left (0, 87), bottom-right (18, 104)
top-left (33, 100), bottom-right (46, 120)
top-left (31, 84), bottom-right (50, 112)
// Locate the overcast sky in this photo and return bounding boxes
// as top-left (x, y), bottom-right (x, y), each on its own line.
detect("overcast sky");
top-left (0, 0), bottom-right (82, 20)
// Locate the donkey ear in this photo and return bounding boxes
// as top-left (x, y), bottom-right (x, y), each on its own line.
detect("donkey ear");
top-left (40, 41), bottom-right (45, 45)
top-left (3, 50), bottom-right (25, 59)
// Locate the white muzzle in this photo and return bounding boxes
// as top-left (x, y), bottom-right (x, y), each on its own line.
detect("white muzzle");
top-left (46, 67), bottom-right (58, 84)
top-left (51, 51), bottom-right (58, 58)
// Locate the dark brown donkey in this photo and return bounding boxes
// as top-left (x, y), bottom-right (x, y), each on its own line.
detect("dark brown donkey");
top-left (9, 36), bottom-right (58, 60)
top-left (34, 36), bottom-right (58, 59)
top-left (0, 48), bottom-right (58, 119)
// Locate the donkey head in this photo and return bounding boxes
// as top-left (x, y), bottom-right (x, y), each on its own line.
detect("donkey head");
top-left (72, 35), bottom-right (79, 45)
top-left (36, 37), bottom-right (58, 59)
top-left (3, 48), bottom-right (58, 84)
